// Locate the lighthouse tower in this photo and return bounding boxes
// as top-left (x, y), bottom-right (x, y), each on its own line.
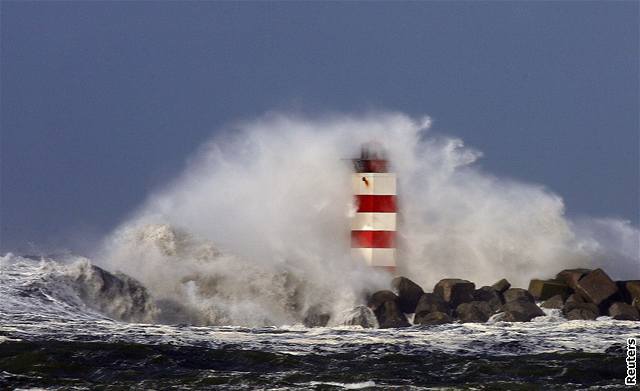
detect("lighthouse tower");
top-left (350, 142), bottom-right (397, 274)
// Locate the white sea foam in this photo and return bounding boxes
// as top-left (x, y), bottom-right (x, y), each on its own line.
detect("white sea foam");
top-left (91, 112), bottom-right (638, 326)
top-left (308, 381), bottom-right (376, 389)
top-left (2, 255), bottom-right (639, 357)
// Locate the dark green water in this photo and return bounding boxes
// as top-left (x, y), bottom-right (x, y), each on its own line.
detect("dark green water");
top-left (0, 340), bottom-right (628, 390)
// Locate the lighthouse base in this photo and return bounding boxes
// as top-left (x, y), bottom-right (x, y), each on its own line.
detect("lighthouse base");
top-left (351, 248), bottom-right (396, 275)
top-left (376, 266), bottom-right (397, 275)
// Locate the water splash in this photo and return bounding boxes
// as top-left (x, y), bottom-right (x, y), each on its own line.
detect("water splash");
top-left (96, 111), bottom-right (639, 326)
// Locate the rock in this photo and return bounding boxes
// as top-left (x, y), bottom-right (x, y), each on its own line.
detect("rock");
top-left (415, 293), bottom-right (449, 315)
top-left (574, 268), bottom-right (618, 305)
top-left (599, 287), bottom-right (627, 314)
top-left (627, 281), bottom-right (640, 301)
top-left (501, 311), bottom-right (535, 322)
top-left (303, 304), bottom-right (330, 327)
top-left (615, 281), bottom-right (630, 303)
top-left (456, 301), bottom-right (493, 323)
top-left (556, 268), bottom-right (591, 290)
top-left (368, 290), bottom-right (413, 328)
top-left (333, 305), bottom-right (378, 328)
top-left (562, 293), bottom-right (601, 320)
top-left (491, 278), bottom-right (511, 293)
top-left (414, 311), bottom-right (452, 325)
top-left (72, 262), bottom-right (157, 323)
top-left (433, 279), bottom-right (475, 307)
top-left (617, 281), bottom-right (640, 304)
top-left (374, 300), bottom-right (410, 328)
top-left (472, 286), bottom-right (503, 312)
top-left (500, 299), bottom-right (544, 322)
top-left (503, 288), bottom-right (535, 303)
top-left (564, 292), bottom-right (585, 306)
top-left (391, 276), bottom-right (425, 313)
top-left (563, 293), bottom-right (599, 316)
top-left (540, 294), bottom-right (565, 309)
top-left (528, 279), bottom-right (570, 301)
top-left (565, 308), bottom-right (598, 320)
top-left (367, 290), bottom-right (399, 311)
top-left (608, 302), bottom-right (640, 321)
top-left (633, 298), bottom-right (640, 313)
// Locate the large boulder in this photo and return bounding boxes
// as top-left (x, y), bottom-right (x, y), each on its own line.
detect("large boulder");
top-left (608, 302), bottom-right (640, 321)
top-left (528, 279), bottom-right (570, 301)
top-left (617, 281), bottom-right (640, 304)
top-left (562, 294), bottom-right (599, 319)
top-left (415, 293), bottom-right (449, 315)
top-left (456, 301), bottom-right (493, 323)
top-left (627, 281), bottom-right (640, 302)
top-left (367, 290), bottom-right (399, 311)
top-left (472, 286), bottom-right (503, 312)
top-left (491, 278), bottom-right (511, 294)
top-left (72, 262), bottom-right (157, 323)
top-left (565, 308), bottom-right (598, 320)
top-left (374, 300), bottom-right (410, 328)
top-left (574, 269), bottom-right (618, 305)
top-left (433, 279), bottom-right (475, 307)
top-left (500, 299), bottom-right (544, 322)
top-left (540, 294), bottom-right (565, 309)
top-left (391, 276), bottom-right (424, 313)
top-left (332, 305), bottom-right (378, 328)
top-left (501, 311), bottom-right (537, 322)
top-left (414, 311), bottom-right (452, 326)
top-left (503, 288), bottom-right (535, 303)
top-left (303, 304), bottom-right (331, 327)
top-left (367, 290), bottom-right (409, 328)
top-left (556, 268), bottom-right (591, 290)
top-left (563, 293), bottom-right (598, 312)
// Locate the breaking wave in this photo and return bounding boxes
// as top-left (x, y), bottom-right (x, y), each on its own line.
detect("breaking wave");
top-left (0, 253), bottom-right (156, 324)
top-left (90, 112), bottom-right (638, 327)
top-left (1, 253), bottom-right (638, 389)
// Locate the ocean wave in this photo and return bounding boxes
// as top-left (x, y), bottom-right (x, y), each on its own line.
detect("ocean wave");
top-left (2, 254), bottom-right (638, 389)
top-left (1, 254), bottom-right (637, 357)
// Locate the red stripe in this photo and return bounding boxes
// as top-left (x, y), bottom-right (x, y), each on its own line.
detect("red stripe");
top-left (356, 195), bottom-right (396, 213)
top-left (351, 231), bottom-right (395, 248)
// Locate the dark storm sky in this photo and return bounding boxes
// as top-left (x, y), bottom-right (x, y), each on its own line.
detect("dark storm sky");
top-left (1, 1), bottom-right (638, 252)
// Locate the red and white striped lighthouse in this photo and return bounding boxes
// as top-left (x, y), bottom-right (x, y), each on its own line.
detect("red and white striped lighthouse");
top-left (350, 143), bottom-right (397, 274)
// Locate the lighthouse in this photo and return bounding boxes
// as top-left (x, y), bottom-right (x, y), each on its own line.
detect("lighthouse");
top-left (350, 142), bottom-right (397, 274)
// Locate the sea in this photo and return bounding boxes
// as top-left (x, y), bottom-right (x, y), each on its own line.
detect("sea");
top-left (1, 254), bottom-right (638, 390)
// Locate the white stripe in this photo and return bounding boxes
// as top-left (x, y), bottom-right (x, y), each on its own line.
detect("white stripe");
top-left (352, 173), bottom-right (396, 195)
top-left (351, 248), bottom-right (396, 267)
top-left (351, 212), bottom-right (396, 231)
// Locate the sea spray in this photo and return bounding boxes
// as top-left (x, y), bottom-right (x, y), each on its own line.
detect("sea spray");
top-left (97, 111), bottom-right (639, 326)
